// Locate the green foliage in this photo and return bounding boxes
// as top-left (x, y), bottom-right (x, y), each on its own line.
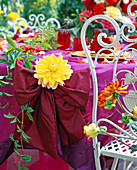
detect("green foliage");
top-left (21, 103), bottom-right (34, 122)
top-left (104, 99), bottom-right (114, 109)
top-left (22, 0), bottom-right (58, 22)
top-left (121, 112), bottom-right (131, 124)
top-left (128, 122), bottom-right (137, 131)
top-left (56, 0), bottom-right (84, 24)
top-left (0, 36), bottom-right (37, 169)
top-left (0, 36), bottom-right (38, 70)
top-left (62, 8), bottom-right (103, 39)
top-left (113, 92), bottom-right (120, 99)
top-left (26, 26), bottom-right (59, 50)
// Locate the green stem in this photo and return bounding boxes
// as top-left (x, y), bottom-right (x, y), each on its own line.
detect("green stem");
top-left (117, 98), bottom-right (127, 113)
top-left (114, 105), bottom-right (122, 115)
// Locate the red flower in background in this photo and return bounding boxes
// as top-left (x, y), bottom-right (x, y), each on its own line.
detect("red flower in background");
top-left (101, 19), bottom-right (115, 29)
top-left (93, 3), bottom-right (106, 15)
top-left (84, 0), bottom-right (96, 10)
top-left (12, 29), bottom-right (21, 40)
top-left (106, 0), bottom-right (118, 6)
top-left (20, 45), bottom-right (44, 53)
top-left (121, 0), bottom-right (132, 14)
top-left (79, 9), bottom-right (93, 22)
top-left (131, 4), bottom-right (137, 13)
top-left (133, 19), bottom-right (137, 28)
top-left (89, 31), bottom-right (114, 54)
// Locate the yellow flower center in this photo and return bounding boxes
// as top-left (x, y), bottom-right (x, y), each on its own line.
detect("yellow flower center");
top-left (34, 54), bottom-right (73, 89)
top-left (49, 63), bottom-right (57, 72)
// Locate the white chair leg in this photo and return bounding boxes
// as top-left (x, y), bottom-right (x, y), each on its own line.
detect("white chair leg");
top-left (93, 138), bottom-right (102, 170)
top-left (111, 158), bottom-right (119, 170)
top-left (126, 161), bottom-right (134, 170)
top-left (123, 159), bottom-right (126, 170)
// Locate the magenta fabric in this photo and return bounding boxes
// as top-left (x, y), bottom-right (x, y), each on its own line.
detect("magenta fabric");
top-left (0, 49), bottom-right (136, 169)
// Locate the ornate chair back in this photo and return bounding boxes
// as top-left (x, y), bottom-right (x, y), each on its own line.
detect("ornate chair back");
top-left (13, 14), bottom-right (61, 33)
top-left (81, 1), bottom-right (137, 169)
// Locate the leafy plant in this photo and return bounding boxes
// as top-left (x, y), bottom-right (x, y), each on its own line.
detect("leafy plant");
top-left (26, 26), bottom-right (59, 50)
top-left (0, 36), bottom-right (38, 169)
top-left (0, 37), bottom-right (37, 70)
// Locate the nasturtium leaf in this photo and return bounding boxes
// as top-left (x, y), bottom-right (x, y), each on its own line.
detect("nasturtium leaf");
top-left (104, 99), bottom-right (114, 109)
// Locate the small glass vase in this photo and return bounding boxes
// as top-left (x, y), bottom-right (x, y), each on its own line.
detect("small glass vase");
top-left (57, 29), bottom-right (71, 50)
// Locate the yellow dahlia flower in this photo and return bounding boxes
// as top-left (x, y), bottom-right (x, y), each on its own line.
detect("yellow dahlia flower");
top-left (84, 123), bottom-right (100, 138)
top-left (34, 54), bottom-right (73, 89)
top-left (8, 12), bottom-right (20, 21)
top-left (104, 6), bottom-right (121, 20)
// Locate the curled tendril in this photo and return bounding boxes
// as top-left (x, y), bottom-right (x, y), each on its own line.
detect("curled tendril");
top-left (120, 23), bottom-right (136, 42)
top-left (28, 14), bottom-right (46, 28)
top-left (127, 1), bottom-right (137, 19)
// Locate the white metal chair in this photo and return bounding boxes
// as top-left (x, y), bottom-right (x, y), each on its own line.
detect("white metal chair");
top-left (45, 18), bottom-right (61, 29)
top-left (13, 17), bottom-right (28, 34)
top-left (13, 14), bottom-right (61, 33)
top-left (81, 1), bottom-right (137, 169)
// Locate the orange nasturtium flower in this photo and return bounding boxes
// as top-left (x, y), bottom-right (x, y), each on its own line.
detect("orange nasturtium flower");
top-left (98, 79), bottom-right (128, 109)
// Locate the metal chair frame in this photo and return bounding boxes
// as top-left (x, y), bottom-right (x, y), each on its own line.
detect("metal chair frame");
top-left (81, 1), bottom-right (137, 169)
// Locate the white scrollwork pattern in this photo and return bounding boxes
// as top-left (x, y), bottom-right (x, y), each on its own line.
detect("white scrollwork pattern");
top-left (13, 18), bottom-right (28, 33)
top-left (28, 14), bottom-right (46, 30)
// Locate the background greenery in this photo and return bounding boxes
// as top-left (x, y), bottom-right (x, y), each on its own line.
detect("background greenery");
top-left (0, 0), bottom-right (84, 26)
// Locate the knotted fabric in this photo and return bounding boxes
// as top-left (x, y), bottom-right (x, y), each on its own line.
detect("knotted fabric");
top-left (13, 59), bottom-right (91, 159)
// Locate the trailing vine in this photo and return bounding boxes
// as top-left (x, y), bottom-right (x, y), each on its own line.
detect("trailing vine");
top-left (0, 37), bottom-right (37, 169)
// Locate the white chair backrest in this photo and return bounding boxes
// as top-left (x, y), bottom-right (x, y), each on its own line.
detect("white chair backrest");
top-left (28, 14), bottom-right (46, 31)
top-left (13, 15), bottom-right (61, 33)
top-left (45, 18), bottom-right (61, 29)
top-left (13, 17), bottom-right (28, 34)
top-left (81, 1), bottom-right (137, 169)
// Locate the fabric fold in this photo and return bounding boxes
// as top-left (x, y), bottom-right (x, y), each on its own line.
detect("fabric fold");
top-left (13, 59), bottom-right (91, 159)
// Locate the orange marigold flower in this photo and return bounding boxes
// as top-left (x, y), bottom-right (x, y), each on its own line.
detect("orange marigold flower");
top-left (93, 3), bottom-right (106, 15)
top-left (98, 79), bottom-right (128, 107)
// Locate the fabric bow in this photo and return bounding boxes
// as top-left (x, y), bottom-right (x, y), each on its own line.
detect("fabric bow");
top-left (13, 59), bottom-right (91, 159)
